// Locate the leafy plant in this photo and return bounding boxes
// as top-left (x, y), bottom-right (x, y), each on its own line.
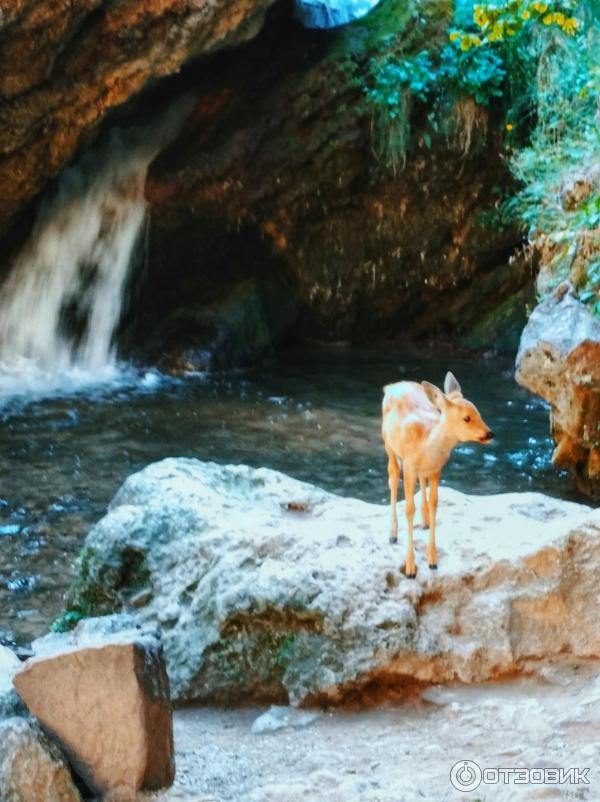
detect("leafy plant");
top-left (449, 0), bottom-right (581, 50)
top-left (439, 41), bottom-right (506, 104)
top-left (365, 50), bottom-right (436, 170)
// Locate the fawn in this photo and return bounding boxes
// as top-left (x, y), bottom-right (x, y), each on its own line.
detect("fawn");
top-left (381, 372), bottom-right (493, 578)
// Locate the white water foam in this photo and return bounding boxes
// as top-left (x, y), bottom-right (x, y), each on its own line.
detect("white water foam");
top-left (0, 101), bottom-right (191, 405)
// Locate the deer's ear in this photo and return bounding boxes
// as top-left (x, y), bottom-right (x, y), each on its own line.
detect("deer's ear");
top-left (444, 371), bottom-right (462, 398)
top-left (422, 381), bottom-right (447, 411)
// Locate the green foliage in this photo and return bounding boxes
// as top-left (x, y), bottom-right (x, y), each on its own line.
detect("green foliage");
top-left (273, 633), bottom-right (297, 671)
top-left (360, 0), bottom-right (599, 316)
top-left (365, 50), bottom-right (436, 109)
top-left (449, 0), bottom-right (581, 50)
top-left (439, 41), bottom-right (506, 104)
top-left (576, 194), bottom-right (600, 229)
top-left (363, 40), bottom-right (507, 167)
top-left (365, 50), bottom-right (436, 170)
top-left (507, 1), bottom-right (599, 313)
top-left (51, 610), bottom-right (84, 633)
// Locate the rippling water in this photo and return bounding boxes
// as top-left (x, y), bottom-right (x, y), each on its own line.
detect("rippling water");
top-left (0, 348), bottom-right (579, 646)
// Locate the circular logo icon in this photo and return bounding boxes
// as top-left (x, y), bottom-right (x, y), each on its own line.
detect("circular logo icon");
top-left (450, 760), bottom-right (483, 792)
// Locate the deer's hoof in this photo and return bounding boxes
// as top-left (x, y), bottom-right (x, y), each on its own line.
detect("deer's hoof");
top-left (405, 572), bottom-right (416, 579)
top-left (389, 535), bottom-right (398, 544)
top-left (429, 563), bottom-right (438, 570)
top-left (421, 522), bottom-right (430, 530)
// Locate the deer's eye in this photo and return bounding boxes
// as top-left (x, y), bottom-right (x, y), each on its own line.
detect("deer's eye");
top-left (463, 416), bottom-right (471, 423)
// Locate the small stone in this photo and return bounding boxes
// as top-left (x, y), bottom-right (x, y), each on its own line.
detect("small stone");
top-left (0, 717), bottom-right (82, 802)
top-left (251, 705), bottom-right (320, 734)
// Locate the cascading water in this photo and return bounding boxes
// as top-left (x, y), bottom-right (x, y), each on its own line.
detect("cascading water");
top-left (0, 101), bottom-right (190, 401)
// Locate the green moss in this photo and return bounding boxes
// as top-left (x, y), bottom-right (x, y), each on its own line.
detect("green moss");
top-left (196, 629), bottom-right (300, 702)
top-left (51, 544), bottom-right (151, 631)
top-left (273, 633), bottom-right (298, 671)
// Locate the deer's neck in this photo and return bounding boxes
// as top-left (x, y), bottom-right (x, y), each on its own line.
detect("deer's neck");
top-left (424, 417), bottom-right (459, 470)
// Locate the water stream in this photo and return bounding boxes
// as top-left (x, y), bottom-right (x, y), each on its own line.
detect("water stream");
top-left (0, 99), bottom-right (191, 401)
top-left (0, 348), bottom-right (577, 647)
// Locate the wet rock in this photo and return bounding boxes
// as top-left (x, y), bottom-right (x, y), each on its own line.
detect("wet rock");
top-left (61, 458), bottom-right (600, 707)
top-left (251, 705), bottom-right (320, 734)
top-left (516, 288), bottom-right (600, 499)
top-left (13, 617), bottom-right (174, 797)
top-left (0, 717), bottom-right (82, 802)
top-left (0, 0), bottom-right (277, 236)
top-left (146, 278), bottom-right (298, 373)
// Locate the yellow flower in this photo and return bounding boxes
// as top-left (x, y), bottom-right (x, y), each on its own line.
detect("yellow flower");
top-left (521, 9), bottom-right (531, 18)
top-left (554, 12), bottom-right (566, 24)
top-left (460, 35), bottom-right (472, 51)
top-left (506, 123), bottom-right (514, 130)
top-left (474, 6), bottom-right (489, 26)
top-left (449, 31), bottom-right (461, 41)
top-left (563, 16), bottom-right (579, 34)
top-left (542, 12), bottom-right (553, 23)
top-left (532, 1), bottom-right (548, 12)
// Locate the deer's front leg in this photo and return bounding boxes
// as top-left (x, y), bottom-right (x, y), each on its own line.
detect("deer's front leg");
top-left (387, 450), bottom-right (400, 544)
top-left (419, 476), bottom-right (429, 529)
top-left (403, 466), bottom-right (416, 578)
top-left (427, 473), bottom-right (440, 570)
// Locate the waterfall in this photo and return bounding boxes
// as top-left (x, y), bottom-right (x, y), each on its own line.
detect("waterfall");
top-left (0, 101), bottom-right (190, 401)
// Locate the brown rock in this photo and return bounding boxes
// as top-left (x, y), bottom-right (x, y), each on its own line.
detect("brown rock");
top-left (516, 287), bottom-right (600, 499)
top-left (0, 717), bottom-right (82, 802)
top-left (13, 622), bottom-right (174, 797)
top-left (0, 0), bottom-right (276, 235)
top-left (138, 3), bottom-right (523, 352)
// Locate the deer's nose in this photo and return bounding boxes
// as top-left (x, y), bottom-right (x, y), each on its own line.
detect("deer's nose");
top-left (483, 430), bottom-right (494, 441)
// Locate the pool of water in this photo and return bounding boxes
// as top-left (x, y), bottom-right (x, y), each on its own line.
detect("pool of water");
top-left (0, 347), bottom-right (579, 646)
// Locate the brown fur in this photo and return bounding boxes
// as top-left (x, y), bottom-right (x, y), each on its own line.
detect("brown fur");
top-left (381, 372), bottom-right (493, 577)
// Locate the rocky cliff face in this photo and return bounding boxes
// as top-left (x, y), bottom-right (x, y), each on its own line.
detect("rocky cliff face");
top-left (0, 0), bottom-right (530, 370)
top-left (135, 0), bottom-right (529, 366)
top-left (0, 0), bottom-right (275, 239)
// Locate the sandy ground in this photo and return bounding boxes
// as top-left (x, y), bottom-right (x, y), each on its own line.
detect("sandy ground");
top-left (146, 657), bottom-right (600, 802)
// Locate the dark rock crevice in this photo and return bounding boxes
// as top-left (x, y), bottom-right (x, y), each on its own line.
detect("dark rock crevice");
top-left (125, 0), bottom-right (530, 365)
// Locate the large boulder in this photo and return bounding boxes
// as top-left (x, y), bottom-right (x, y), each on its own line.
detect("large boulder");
top-left (0, 717), bottom-right (82, 802)
top-left (60, 458), bottom-right (600, 706)
top-left (13, 617), bottom-right (174, 797)
top-left (516, 287), bottom-right (600, 500)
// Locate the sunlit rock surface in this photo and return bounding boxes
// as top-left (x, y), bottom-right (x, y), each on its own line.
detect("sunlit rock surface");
top-left (61, 458), bottom-right (599, 706)
top-left (516, 287), bottom-right (600, 500)
top-left (0, 717), bottom-right (82, 802)
top-left (14, 618), bottom-right (174, 797)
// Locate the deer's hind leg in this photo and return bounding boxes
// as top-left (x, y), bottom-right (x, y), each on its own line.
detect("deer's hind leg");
top-left (386, 448), bottom-right (401, 544)
top-left (419, 476), bottom-right (430, 529)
